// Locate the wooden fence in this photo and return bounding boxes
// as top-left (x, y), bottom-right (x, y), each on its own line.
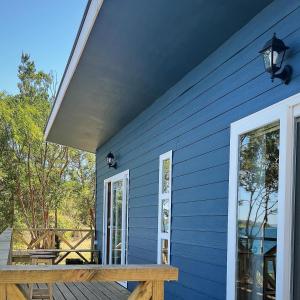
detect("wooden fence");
top-left (12, 228), bottom-right (97, 264)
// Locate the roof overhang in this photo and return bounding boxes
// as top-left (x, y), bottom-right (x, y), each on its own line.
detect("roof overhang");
top-left (45, 0), bottom-right (272, 153)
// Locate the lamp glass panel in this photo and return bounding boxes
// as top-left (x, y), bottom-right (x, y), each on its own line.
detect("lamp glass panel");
top-left (263, 48), bottom-right (272, 71)
top-left (272, 50), bottom-right (279, 65)
top-left (275, 50), bottom-right (285, 69)
top-left (263, 48), bottom-right (284, 72)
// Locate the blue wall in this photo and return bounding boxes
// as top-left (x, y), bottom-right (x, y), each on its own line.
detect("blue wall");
top-left (96, 1), bottom-right (300, 299)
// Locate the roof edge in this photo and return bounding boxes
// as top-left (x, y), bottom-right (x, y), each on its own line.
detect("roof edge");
top-left (44, 0), bottom-right (104, 141)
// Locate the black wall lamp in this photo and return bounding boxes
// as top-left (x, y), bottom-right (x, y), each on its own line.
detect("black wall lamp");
top-left (259, 33), bottom-right (292, 85)
top-left (106, 152), bottom-right (117, 169)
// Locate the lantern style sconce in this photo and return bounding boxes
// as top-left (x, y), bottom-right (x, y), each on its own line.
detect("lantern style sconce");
top-left (106, 152), bottom-right (117, 169)
top-left (259, 33), bottom-right (292, 85)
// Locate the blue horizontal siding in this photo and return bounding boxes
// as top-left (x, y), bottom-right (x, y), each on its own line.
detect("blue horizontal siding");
top-left (172, 215), bottom-right (228, 232)
top-left (96, 1), bottom-right (300, 299)
top-left (172, 198), bottom-right (228, 216)
top-left (172, 243), bottom-right (227, 267)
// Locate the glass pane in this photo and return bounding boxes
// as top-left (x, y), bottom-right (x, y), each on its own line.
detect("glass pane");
top-left (162, 158), bottom-right (170, 194)
top-left (263, 49), bottom-right (272, 71)
top-left (111, 180), bottom-right (123, 265)
top-left (161, 239), bottom-right (169, 264)
top-left (237, 122), bottom-right (279, 300)
top-left (161, 199), bottom-right (170, 233)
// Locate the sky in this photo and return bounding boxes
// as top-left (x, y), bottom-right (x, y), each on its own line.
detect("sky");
top-left (0, 0), bottom-right (87, 94)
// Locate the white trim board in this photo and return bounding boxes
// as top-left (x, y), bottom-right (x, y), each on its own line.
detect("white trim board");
top-left (226, 92), bottom-right (300, 300)
top-left (44, 0), bottom-right (104, 140)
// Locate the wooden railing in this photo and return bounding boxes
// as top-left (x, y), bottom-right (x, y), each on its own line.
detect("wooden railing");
top-left (0, 265), bottom-right (178, 299)
top-left (12, 228), bottom-right (97, 264)
top-left (0, 228), bottom-right (13, 266)
top-left (0, 229), bottom-right (179, 299)
top-left (0, 228), bottom-right (27, 299)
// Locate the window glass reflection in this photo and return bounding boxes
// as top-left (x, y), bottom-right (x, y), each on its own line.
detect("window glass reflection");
top-left (237, 122), bottom-right (279, 300)
top-left (161, 239), bottom-right (169, 264)
top-left (111, 180), bottom-right (123, 265)
top-left (161, 198), bottom-right (169, 233)
top-left (162, 159), bottom-right (170, 193)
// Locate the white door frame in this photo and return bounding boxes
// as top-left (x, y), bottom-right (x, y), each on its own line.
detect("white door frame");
top-left (102, 170), bottom-right (129, 267)
top-left (226, 92), bottom-right (300, 300)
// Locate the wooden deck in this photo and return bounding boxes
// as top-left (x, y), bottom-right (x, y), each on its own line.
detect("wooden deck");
top-left (21, 282), bottom-right (130, 300)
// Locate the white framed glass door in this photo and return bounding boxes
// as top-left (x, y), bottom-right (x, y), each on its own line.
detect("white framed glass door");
top-left (103, 170), bottom-right (129, 286)
top-left (227, 92), bottom-right (300, 300)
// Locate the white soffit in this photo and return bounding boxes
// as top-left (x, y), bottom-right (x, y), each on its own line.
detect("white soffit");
top-left (44, 0), bottom-right (104, 141)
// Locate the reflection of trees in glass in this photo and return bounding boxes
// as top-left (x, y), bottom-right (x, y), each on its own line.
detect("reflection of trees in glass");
top-left (161, 199), bottom-right (169, 233)
top-left (161, 239), bottom-right (168, 264)
top-left (112, 180), bottom-right (123, 264)
top-left (238, 124), bottom-right (279, 249)
top-left (162, 159), bottom-right (170, 193)
top-left (237, 123), bottom-right (279, 300)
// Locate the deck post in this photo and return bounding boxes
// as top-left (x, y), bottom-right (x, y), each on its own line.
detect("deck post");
top-left (0, 283), bottom-right (7, 299)
top-left (152, 281), bottom-right (164, 300)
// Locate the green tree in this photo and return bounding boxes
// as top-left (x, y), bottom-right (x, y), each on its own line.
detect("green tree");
top-left (0, 54), bottom-right (95, 244)
top-left (63, 151), bottom-right (96, 229)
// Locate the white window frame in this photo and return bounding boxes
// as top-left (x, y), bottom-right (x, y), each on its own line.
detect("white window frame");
top-left (227, 92), bottom-right (300, 300)
top-left (102, 170), bottom-right (129, 268)
top-left (157, 150), bottom-right (173, 264)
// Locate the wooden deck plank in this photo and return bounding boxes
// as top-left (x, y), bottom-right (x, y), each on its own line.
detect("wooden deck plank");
top-left (74, 282), bottom-right (102, 300)
top-left (53, 284), bottom-right (65, 300)
top-left (64, 282), bottom-right (89, 300)
top-left (81, 282), bottom-right (112, 300)
top-left (56, 283), bottom-right (77, 300)
top-left (101, 282), bottom-right (129, 298)
top-left (16, 282), bottom-right (130, 300)
top-left (61, 282), bottom-right (129, 300)
top-left (88, 282), bottom-right (120, 300)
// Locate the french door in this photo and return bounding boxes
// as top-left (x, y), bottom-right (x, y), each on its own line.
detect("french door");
top-left (226, 92), bottom-right (300, 300)
top-left (103, 170), bottom-right (129, 272)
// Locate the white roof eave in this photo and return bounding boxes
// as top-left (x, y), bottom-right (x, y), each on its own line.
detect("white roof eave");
top-left (44, 0), bottom-right (104, 141)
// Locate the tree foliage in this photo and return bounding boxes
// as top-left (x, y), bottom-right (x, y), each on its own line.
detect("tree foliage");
top-left (0, 54), bottom-right (95, 237)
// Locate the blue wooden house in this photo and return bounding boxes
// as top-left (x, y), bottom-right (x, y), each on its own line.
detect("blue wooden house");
top-left (45, 0), bottom-right (300, 299)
